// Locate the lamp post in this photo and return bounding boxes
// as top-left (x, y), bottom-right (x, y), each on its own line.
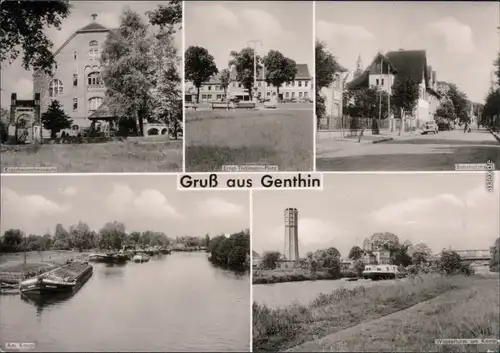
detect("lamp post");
top-left (248, 40), bottom-right (262, 102)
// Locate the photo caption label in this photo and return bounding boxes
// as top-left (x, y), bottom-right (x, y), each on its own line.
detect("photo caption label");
top-left (177, 173), bottom-right (323, 190)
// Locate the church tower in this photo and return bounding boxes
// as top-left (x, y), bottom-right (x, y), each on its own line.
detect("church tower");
top-left (354, 54), bottom-right (363, 79)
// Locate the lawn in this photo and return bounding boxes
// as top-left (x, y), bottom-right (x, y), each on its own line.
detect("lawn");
top-left (253, 268), bottom-right (336, 284)
top-left (0, 139), bottom-right (182, 173)
top-left (253, 274), bottom-right (500, 352)
top-left (185, 109), bottom-right (314, 172)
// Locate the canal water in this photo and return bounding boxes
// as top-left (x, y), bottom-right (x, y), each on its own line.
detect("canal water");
top-left (0, 252), bottom-right (250, 352)
top-left (253, 278), bottom-right (399, 309)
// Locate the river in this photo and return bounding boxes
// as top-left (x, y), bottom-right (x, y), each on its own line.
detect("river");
top-left (253, 278), bottom-right (400, 309)
top-left (0, 252), bottom-right (250, 352)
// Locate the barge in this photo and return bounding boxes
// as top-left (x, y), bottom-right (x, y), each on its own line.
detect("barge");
top-left (19, 260), bottom-right (93, 296)
top-left (362, 264), bottom-right (405, 281)
top-left (132, 253), bottom-right (150, 263)
top-left (88, 253), bottom-right (127, 264)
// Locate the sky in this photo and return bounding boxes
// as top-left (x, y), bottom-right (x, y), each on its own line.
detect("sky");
top-left (185, 1), bottom-right (313, 73)
top-left (0, 175), bottom-right (249, 238)
top-left (0, 1), bottom-right (182, 108)
top-left (316, 1), bottom-right (500, 102)
top-left (253, 173), bottom-right (500, 258)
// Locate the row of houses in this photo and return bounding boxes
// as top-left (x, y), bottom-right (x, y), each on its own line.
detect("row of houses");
top-left (320, 49), bottom-right (457, 131)
top-left (185, 64), bottom-right (313, 103)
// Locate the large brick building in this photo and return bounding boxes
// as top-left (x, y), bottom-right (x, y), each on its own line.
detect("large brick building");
top-left (33, 15), bottom-right (110, 132)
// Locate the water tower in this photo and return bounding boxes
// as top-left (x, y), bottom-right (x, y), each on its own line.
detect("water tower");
top-left (284, 208), bottom-right (299, 261)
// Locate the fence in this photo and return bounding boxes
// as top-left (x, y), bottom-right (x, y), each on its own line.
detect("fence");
top-left (318, 115), bottom-right (424, 134)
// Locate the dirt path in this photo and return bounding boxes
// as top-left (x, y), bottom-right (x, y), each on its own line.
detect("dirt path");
top-left (286, 283), bottom-right (499, 352)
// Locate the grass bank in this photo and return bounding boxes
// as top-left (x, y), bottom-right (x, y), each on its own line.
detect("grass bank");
top-left (185, 110), bottom-right (313, 172)
top-left (1, 139), bottom-right (182, 173)
top-left (0, 250), bottom-right (90, 283)
top-left (253, 269), bottom-right (337, 284)
top-left (253, 275), bottom-right (499, 352)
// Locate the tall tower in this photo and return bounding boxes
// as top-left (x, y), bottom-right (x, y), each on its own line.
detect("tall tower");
top-left (354, 54), bottom-right (363, 79)
top-left (284, 208), bottom-right (299, 261)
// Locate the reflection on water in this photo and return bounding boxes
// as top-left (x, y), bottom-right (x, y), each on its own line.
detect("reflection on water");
top-left (0, 252), bottom-right (250, 352)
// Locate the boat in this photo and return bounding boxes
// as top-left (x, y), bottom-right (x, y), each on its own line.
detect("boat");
top-left (19, 260), bottom-right (93, 296)
top-left (344, 277), bottom-right (359, 282)
top-left (88, 253), bottom-right (127, 264)
top-left (362, 264), bottom-right (403, 281)
top-left (132, 253), bottom-right (150, 263)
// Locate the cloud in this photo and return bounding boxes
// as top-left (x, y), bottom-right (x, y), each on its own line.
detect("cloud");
top-left (240, 9), bottom-right (285, 38)
top-left (316, 20), bottom-right (375, 43)
top-left (424, 17), bottom-right (475, 54)
top-left (1, 188), bottom-right (70, 217)
top-left (105, 184), bottom-right (181, 219)
top-left (198, 197), bottom-right (244, 217)
top-left (196, 4), bottom-right (240, 31)
top-left (60, 187), bottom-right (78, 196)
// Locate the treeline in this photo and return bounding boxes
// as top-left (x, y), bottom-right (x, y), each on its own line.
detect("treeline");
top-left (258, 232), bottom-right (499, 277)
top-left (0, 221), bottom-right (211, 253)
top-left (207, 229), bottom-right (250, 271)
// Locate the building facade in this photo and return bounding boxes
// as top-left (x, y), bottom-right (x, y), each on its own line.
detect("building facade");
top-left (346, 49), bottom-right (441, 130)
top-left (33, 15), bottom-right (109, 133)
top-left (185, 64), bottom-right (312, 102)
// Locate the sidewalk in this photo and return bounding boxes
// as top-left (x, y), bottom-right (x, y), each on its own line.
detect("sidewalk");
top-left (317, 129), bottom-right (418, 144)
top-left (486, 127), bottom-right (500, 143)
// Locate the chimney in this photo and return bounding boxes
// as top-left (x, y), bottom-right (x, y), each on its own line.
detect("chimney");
top-left (91, 13), bottom-right (97, 21)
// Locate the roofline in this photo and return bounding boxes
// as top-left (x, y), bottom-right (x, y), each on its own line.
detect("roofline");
top-left (33, 27), bottom-right (110, 75)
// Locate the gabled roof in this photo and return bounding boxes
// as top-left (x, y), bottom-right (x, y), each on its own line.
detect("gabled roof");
top-left (252, 251), bottom-right (261, 259)
top-left (385, 50), bottom-right (428, 85)
top-left (76, 22), bottom-right (109, 33)
top-left (223, 63), bottom-right (311, 83)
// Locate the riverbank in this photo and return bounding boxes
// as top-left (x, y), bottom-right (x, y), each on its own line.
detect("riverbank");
top-left (253, 269), bottom-right (340, 284)
top-left (253, 274), bottom-right (499, 352)
top-left (0, 250), bottom-right (89, 283)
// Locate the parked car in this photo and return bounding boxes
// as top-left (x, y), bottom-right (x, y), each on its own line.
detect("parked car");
top-left (421, 121), bottom-right (439, 134)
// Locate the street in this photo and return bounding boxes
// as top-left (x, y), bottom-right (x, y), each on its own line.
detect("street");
top-left (316, 129), bottom-right (500, 171)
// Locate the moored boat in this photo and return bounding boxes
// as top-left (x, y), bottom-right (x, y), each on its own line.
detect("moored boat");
top-left (88, 253), bottom-right (127, 264)
top-left (19, 261), bottom-right (93, 296)
top-left (362, 264), bottom-right (403, 281)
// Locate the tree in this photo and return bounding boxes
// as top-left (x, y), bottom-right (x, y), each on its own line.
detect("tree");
top-left (228, 246), bottom-right (247, 269)
top-left (438, 250), bottom-right (474, 276)
top-left (69, 222), bottom-right (94, 251)
top-left (435, 99), bottom-right (456, 122)
top-left (262, 50), bottom-right (297, 99)
top-left (204, 234), bottom-right (210, 247)
top-left (315, 40), bottom-right (344, 127)
top-left (261, 251), bottom-right (281, 270)
top-left (391, 75), bottom-right (419, 135)
top-left (0, 1), bottom-right (71, 74)
top-left (185, 46), bottom-right (218, 103)
top-left (446, 83), bottom-right (470, 124)
top-left (409, 243), bottom-right (432, 266)
top-left (348, 246), bottom-right (363, 260)
top-left (99, 221), bottom-right (126, 250)
top-left (149, 27), bottom-right (182, 138)
top-left (41, 100), bottom-right (73, 139)
top-left (229, 47), bottom-right (262, 101)
top-left (219, 69), bottom-right (231, 99)
top-left (101, 9), bottom-right (156, 136)
top-left (490, 237), bottom-right (500, 272)
top-left (370, 232), bottom-right (400, 252)
top-left (147, 0), bottom-right (182, 33)
top-left (53, 224), bottom-right (70, 250)
top-left (354, 259), bottom-right (365, 277)
top-left (344, 87), bottom-right (391, 134)
top-left (1, 229), bottom-right (24, 252)
top-left (483, 88), bottom-right (500, 130)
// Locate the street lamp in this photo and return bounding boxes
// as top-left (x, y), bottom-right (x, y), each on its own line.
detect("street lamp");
top-left (248, 40), bottom-right (262, 102)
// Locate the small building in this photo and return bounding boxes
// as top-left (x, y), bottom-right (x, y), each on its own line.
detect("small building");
top-left (340, 258), bottom-right (354, 271)
top-left (252, 251), bottom-right (263, 269)
top-left (374, 250), bottom-right (391, 265)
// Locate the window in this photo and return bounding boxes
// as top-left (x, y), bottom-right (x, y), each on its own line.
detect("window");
top-left (292, 81), bottom-right (295, 87)
top-left (376, 78), bottom-right (380, 86)
top-left (298, 81), bottom-right (302, 87)
top-left (267, 92), bottom-right (270, 96)
top-left (88, 97), bottom-right (103, 112)
top-left (73, 51), bottom-right (77, 60)
top-left (89, 40), bottom-right (98, 47)
top-left (305, 81), bottom-right (308, 87)
top-left (89, 49), bottom-right (99, 60)
top-left (73, 74), bottom-right (78, 86)
top-left (73, 98), bottom-right (78, 111)
top-left (299, 92), bottom-right (303, 98)
top-left (291, 92), bottom-right (295, 98)
top-left (232, 82), bottom-right (236, 88)
top-left (49, 79), bottom-right (64, 97)
top-left (304, 92), bottom-right (308, 97)
top-left (208, 86), bottom-right (212, 91)
top-left (381, 78), bottom-right (385, 86)
top-left (238, 83), bottom-right (242, 88)
top-left (285, 92), bottom-right (289, 98)
top-left (87, 72), bottom-right (103, 86)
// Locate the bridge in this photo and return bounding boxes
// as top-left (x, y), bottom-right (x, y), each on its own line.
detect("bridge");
top-left (430, 249), bottom-right (493, 266)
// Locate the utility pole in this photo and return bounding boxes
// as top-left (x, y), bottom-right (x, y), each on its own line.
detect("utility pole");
top-left (248, 40), bottom-right (262, 102)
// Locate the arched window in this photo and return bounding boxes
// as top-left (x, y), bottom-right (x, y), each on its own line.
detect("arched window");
top-left (88, 97), bottom-right (103, 112)
top-left (87, 72), bottom-right (103, 86)
top-left (49, 79), bottom-right (64, 97)
top-left (89, 40), bottom-right (98, 47)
